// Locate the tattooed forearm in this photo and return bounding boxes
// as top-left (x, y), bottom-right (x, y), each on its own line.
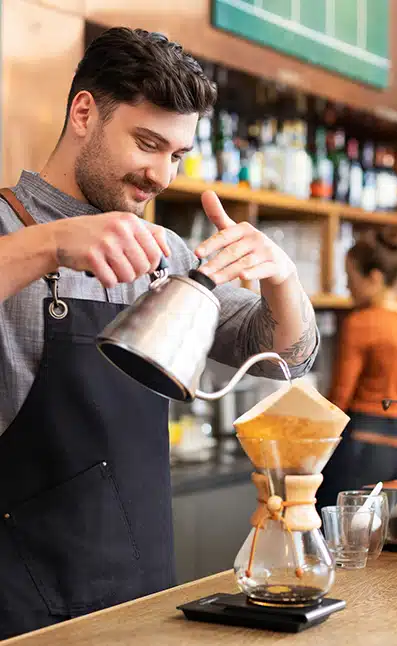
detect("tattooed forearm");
top-left (280, 292), bottom-right (317, 365)
top-left (280, 324), bottom-right (317, 365)
top-left (253, 289), bottom-right (316, 366)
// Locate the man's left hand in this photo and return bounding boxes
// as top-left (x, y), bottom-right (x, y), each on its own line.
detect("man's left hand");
top-left (195, 190), bottom-right (297, 286)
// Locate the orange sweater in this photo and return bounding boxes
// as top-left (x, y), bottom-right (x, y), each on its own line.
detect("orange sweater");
top-left (329, 307), bottom-right (397, 417)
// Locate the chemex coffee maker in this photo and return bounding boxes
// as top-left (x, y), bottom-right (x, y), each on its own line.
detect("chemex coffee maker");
top-left (95, 259), bottom-right (349, 632)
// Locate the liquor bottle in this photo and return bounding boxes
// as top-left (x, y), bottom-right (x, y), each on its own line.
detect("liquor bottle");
top-left (284, 119), bottom-right (312, 199)
top-left (310, 128), bottom-right (334, 200)
top-left (197, 114), bottom-right (217, 183)
top-left (347, 139), bottom-right (363, 208)
top-left (375, 146), bottom-right (397, 211)
top-left (330, 130), bottom-right (349, 203)
top-left (275, 120), bottom-right (291, 194)
top-left (238, 146), bottom-right (251, 188)
top-left (180, 134), bottom-right (202, 179)
top-left (261, 118), bottom-right (283, 191)
top-left (215, 110), bottom-right (240, 184)
top-left (247, 121), bottom-right (263, 190)
top-left (361, 142), bottom-right (376, 212)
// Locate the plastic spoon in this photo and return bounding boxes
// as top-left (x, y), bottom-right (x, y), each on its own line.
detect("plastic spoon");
top-left (351, 481), bottom-right (383, 531)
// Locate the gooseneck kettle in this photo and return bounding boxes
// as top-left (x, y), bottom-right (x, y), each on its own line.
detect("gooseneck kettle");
top-left (96, 257), bottom-right (291, 402)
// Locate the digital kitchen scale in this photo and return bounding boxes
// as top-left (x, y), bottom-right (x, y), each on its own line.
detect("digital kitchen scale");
top-left (178, 592), bottom-right (346, 633)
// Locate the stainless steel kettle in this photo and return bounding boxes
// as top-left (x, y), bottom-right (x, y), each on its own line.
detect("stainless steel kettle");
top-left (96, 258), bottom-right (291, 401)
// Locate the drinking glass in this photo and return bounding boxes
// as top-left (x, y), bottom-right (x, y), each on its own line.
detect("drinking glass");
top-left (337, 491), bottom-right (389, 559)
top-left (321, 505), bottom-right (374, 569)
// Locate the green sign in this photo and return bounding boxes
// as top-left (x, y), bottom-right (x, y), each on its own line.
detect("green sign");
top-left (212, 0), bottom-right (390, 89)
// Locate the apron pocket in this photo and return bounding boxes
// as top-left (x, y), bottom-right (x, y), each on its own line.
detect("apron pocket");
top-left (4, 462), bottom-right (142, 617)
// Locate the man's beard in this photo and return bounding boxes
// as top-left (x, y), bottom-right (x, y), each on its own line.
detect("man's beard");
top-left (75, 128), bottom-right (161, 215)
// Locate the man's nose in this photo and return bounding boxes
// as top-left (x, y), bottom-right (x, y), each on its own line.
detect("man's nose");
top-left (145, 157), bottom-right (174, 192)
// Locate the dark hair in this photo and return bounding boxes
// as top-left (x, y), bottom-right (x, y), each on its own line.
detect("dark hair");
top-left (348, 232), bottom-right (397, 286)
top-left (62, 27), bottom-right (217, 133)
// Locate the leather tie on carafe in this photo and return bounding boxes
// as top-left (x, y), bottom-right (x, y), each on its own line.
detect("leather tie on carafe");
top-left (246, 472), bottom-right (322, 580)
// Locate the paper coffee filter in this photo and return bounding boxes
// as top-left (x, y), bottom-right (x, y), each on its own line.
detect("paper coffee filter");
top-left (234, 378), bottom-right (350, 472)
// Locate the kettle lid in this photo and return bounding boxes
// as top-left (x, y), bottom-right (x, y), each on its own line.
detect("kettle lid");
top-left (187, 268), bottom-right (217, 291)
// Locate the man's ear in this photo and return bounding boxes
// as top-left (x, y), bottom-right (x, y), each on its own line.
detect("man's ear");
top-left (68, 91), bottom-right (97, 138)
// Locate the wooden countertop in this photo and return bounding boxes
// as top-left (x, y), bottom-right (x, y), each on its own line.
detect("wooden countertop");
top-left (4, 553), bottom-right (397, 645)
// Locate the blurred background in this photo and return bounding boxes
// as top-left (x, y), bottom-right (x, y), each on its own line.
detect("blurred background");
top-left (3, 0), bottom-right (397, 583)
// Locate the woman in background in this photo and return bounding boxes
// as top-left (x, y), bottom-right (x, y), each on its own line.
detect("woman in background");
top-left (318, 232), bottom-right (397, 508)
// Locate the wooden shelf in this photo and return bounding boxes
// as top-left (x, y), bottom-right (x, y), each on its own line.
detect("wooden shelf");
top-left (310, 294), bottom-right (353, 309)
top-left (160, 176), bottom-right (397, 226)
top-left (154, 178), bottom-right (397, 303)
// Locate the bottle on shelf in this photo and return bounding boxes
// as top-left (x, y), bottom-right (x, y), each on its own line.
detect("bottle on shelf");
top-left (375, 146), bottom-right (397, 212)
top-left (260, 118), bottom-right (283, 191)
top-left (361, 142), bottom-right (377, 212)
top-left (246, 121), bottom-right (263, 190)
top-left (347, 138), bottom-right (363, 208)
top-left (310, 127), bottom-right (334, 200)
top-left (238, 145), bottom-right (251, 188)
top-left (197, 113), bottom-right (217, 183)
top-left (215, 110), bottom-right (240, 184)
top-left (283, 118), bottom-right (312, 199)
top-left (179, 134), bottom-right (202, 179)
top-left (330, 129), bottom-right (349, 203)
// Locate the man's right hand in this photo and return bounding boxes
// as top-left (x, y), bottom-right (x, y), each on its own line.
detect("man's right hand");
top-left (51, 212), bottom-right (170, 288)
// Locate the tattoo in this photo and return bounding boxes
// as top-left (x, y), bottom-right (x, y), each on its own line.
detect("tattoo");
top-left (280, 292), bottom-right (317, 366)
top-left (280, 325), bottom-right (317, 366)
top-left (257, 298), bottom-right (278, 350)
top-left (253, 291), bottom-right (316, 370)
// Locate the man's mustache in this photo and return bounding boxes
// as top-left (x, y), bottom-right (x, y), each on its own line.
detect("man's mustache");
top-left (123, 174), bottom-right (163, 196)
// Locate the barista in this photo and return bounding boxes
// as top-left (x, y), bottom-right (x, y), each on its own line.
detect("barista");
top-left (318, 231), bottom-right (397, 508)
top-left (0, 28), bottom-right (318, 639)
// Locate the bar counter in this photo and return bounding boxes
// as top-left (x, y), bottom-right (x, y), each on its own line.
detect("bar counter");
top-left (4, 552), bottom-right (396, 645)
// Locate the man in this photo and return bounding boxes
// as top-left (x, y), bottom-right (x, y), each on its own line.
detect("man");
top-left (0, 28), bottom-right (318, 638)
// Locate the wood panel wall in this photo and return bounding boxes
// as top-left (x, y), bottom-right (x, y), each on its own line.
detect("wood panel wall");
top-left (1, 0), bottom-right (84, 185)
top-left (2, 0), bottom-right (397, 185)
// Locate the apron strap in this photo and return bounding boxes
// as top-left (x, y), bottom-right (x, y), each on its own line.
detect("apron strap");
top-left (0, 187), bottom-right (111, 305)
top-left (0, 188), bottom-right (37, 227)
top-left (0, 187), bottom-right (70, 316)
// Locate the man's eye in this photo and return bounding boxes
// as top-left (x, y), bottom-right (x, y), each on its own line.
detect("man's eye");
top-left (137, 140), bottom-right (157, 152)
top-left (172, 153), bottom-right (183, 162)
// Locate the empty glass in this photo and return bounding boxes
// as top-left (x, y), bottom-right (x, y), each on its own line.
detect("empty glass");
top-left (321, 505), bottom-right (375, 569)
top-left (337, 491), bottom-right (389, 559)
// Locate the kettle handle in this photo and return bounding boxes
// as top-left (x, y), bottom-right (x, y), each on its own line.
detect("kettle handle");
top-left (195, 352), bottom-right (292, 401)
top-left (85, 256), bottom-right (169, 280)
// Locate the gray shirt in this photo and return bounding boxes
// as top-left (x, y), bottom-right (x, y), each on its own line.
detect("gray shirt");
top-left (0, 171), bottom-right (318, 434)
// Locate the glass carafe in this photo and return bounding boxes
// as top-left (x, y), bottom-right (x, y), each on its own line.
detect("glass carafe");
top-left (234, 437), bottom-right (340, 607)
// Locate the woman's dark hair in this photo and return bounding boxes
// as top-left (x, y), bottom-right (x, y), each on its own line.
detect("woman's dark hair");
top-left (62, 27), bottom-right (217, 133)
top-left (348, 229), bottom-right (397, 286)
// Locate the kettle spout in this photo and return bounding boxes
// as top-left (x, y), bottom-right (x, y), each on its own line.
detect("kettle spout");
top-left (195, 352), bottom-right (292, 401)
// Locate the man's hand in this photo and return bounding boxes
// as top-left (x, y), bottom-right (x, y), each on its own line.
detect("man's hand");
top-left (195, 191), bottom-right (297, 286)
top-left (51, 212), bottom-right (170, 287)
